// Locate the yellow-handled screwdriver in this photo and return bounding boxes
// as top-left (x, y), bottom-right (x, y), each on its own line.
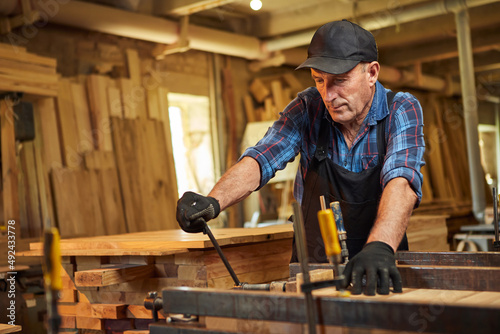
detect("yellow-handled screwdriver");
top-left (317, 196), bottom-right (342, 277)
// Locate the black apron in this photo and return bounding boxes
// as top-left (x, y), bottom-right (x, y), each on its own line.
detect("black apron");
top-left (291, 92), bottom-right (408, 263)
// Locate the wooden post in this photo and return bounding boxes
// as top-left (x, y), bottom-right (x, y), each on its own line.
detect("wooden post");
top-left (1, 99), bottom-right (20, 226)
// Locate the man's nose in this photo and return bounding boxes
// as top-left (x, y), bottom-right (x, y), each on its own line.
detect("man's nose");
top-left (323, 83), bottom-right (338, 102)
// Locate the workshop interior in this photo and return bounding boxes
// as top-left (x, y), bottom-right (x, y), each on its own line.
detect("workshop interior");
top-left (1, 0), bottom-right (500, 333)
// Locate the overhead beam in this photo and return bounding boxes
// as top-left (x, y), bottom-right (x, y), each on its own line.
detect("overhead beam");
top-left (380, 26), bottom-right (500, 66)
top-left (375, 2), bottom-right (500, 48)
top-left (253, 0), bottom-right (429, 37)
top-left (155, 0), bottom-right (238, 16)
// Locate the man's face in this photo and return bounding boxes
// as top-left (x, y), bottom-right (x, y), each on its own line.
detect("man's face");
top-left (311, 62), bottom-right (379, 126)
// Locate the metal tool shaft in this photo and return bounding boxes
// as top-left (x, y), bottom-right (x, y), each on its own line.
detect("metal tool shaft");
top-left (203, 223), bottom-right (241, 287)
top-left (293, 202), bottom-right (316, 334)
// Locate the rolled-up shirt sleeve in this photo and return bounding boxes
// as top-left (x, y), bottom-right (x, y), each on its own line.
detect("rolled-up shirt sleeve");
top-left (382, 92), bottom-right (425, 206)
top-left (240, 98), bottom-right (305, 190)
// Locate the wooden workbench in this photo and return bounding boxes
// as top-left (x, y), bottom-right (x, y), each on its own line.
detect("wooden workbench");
top-left (21, 224), bottom-right (294, 333)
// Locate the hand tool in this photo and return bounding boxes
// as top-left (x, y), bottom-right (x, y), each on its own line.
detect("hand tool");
top-left (292, 201), bottom-right (317, 334)
top-left (493, 187), bottom-right (500, 251)
top-left (317, 196), bottom-right (342, 277)
top-left (330, 201), bottom-right (349, 263)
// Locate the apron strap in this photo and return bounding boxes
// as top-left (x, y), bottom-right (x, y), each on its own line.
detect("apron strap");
top-left (315, 118), bottom-right (330, 161)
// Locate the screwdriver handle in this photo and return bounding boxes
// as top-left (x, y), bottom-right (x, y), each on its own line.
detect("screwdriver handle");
top-left (318, 196), bottom-right (341, 258)
top-left (330, 201), bottom-right (345, 233)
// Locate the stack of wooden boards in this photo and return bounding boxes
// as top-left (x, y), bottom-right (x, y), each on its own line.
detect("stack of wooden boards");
top-left (244, 73), bottom-right (304, 122)
top-left (416, 93), bottom-right (477, 212)
top-left (20, 225), bottom-right (294, 334)
top-left (0, 43), bottom-right (58, 97)
top-left (11, 46), bottom-right (178, 240)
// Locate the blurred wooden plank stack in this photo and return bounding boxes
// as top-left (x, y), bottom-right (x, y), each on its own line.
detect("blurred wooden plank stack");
top-left (244, 73), bottom-right (303, 122)
top-left (0, 43), bottom-right (58, 97)
top-left (21, 225), bottom-right (293, 334)
top-left (8, 47), bottom-right (179, 241)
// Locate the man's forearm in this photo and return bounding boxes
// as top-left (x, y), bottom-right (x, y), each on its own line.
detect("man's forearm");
top-left (367, 177), bottom-right (418, 251)
top-left (208, 157), bottom-right (261, 210)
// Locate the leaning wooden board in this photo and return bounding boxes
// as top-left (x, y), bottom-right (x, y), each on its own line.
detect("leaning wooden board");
top-left (20, 225), bottom-right (294, 333)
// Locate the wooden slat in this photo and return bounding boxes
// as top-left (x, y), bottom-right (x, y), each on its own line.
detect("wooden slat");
top-left (396, 251), bottom-right (500, 266)
top-left (125, 49), bottom-right (141, 86)
top-left (33, 106), bottom-right (56, 223)
top-left (19, 141), bottom-right (42, 238)
top-left (51, 168), bottom-right (106, 238)
top-left (111, 117), bottom-right (177, 232)
top-left (86, 75), bottom-right (113, 151)
top-left (107, 85), bottom-right (123, 118)
top-left (83, 151), bottom-right (116, 170)
top-left (70, 82), bottom-right (94, 153)
top-left (90, 168), bottom-right (127, 235)
top-left (55, 78), bottom-right (81, 168)
top-left (75, 264), bottom-right (155, 287)
top-left (34, 98), bottom-right (63, 171)
top-left (1, 99), bottom-right (19, 225)
top-left (76, 303), bottom-right (127, 319)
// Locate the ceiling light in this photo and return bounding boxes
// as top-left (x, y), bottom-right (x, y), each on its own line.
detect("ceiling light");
top-left (250, 0), bottom-right (262, 11)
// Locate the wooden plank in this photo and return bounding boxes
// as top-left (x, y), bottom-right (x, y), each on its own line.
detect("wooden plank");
top-left (75, 264), bottom-right (155, 287)
top-left (296, 268), bottom-right (334, 293)
top-left (396, 251), bottom-right (500, 267)
top-left (127, 305), bottom-right (165, 319)
top-left (1, 99), bottom-right (20, 225)
top-left (125, 49), bottom-right (141, 86)
top-left (111, 117), bottom-right (143, 232)
top-left (107, 86), bottom-right (123, 118)
top-left (76, 303), bottom-right (127, 319)
top-left (19, 141), bottom-right (42, 238)
top-left (407, 215), bottom-right (449, 251)
top-left (33, 106), bottom-right (56, 224)
top-left (27, 225), bottom-right (294, 253)
top-left (55, 78), bottom-right (81, 168)
top-left (119, 78), bottom-right (148, 119)
top-left (86, 75), bottom-right (113, 151)
top-left (0, 324), bottom-right (22, 333)
top-left (271, 80), bottom-right (287, 112)
top-left (249, 78), bottom-right (270, 103)
top-left (51, 168), bottom-right (105, 238)
top-left (146, 86), bottom-right (161, 120)
top-left (0, 46), bottom-right (57, 67)
top-left (243, 94), bottom-right (257, 122)
top-left (59, 315), bottom-right (76, 329)
top-left (157, 87), bottom-right (179, 202)
top-left (76, 317), bottom-right (103, 330)
top-left (90, 168), bottom-right (127, 235)
top-left (83, 151), bottom-right (116, 170)
top-left (70, 82), bottom-right (94, 153)
top-left (34, 98), bottom-right (63, 171)
top-left (282, 72), bottom-right (303, 93)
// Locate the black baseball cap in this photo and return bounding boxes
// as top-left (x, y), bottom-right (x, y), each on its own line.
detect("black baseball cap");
top-left (296, 20), bottom-right (378, 74)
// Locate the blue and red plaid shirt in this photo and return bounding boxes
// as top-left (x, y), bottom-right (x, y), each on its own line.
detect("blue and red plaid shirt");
top-left (241, 81), bottom-right (425, 206)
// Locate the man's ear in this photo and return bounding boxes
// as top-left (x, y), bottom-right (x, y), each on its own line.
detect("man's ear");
top-left (367, 61), bottom-right (380, 86)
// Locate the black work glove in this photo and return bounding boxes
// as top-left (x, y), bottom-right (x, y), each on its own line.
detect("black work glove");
top-left (340, 241), bottom-right (402, 296)
top-left (176, 191), bottom-right (220, 233)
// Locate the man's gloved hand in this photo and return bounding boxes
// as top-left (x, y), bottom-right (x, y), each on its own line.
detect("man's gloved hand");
top-left (176, 191), bottom-right (220, 233)
top-left (340, 241), bottom-right (402, 296)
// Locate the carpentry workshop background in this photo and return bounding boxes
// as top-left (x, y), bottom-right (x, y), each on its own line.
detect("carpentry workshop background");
top-left (0, 0), bottom-right (500, 333)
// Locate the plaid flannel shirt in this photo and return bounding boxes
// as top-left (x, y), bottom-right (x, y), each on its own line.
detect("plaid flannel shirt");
top-left (241, 81), bottom-right (425, 206)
